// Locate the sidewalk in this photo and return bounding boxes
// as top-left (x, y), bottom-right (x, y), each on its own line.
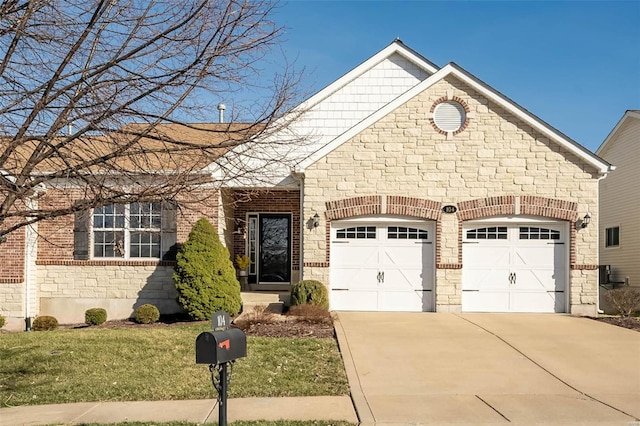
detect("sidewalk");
top-left (0, 396), bottom-right (359, 425)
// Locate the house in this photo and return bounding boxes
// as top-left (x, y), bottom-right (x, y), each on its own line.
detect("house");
top-left (596, 110), bottom-right (640, 312)
top-left (0, 40), bottom-right (612, 330)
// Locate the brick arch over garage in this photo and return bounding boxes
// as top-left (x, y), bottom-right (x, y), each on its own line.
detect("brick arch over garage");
top-left (455, 195), bottom-right (589, 269)
top-left (313, 196), bottom-right (443, 266)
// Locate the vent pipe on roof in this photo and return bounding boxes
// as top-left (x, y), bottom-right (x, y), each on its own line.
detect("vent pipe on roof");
top-left (217, 103), bottom-right (226, 123)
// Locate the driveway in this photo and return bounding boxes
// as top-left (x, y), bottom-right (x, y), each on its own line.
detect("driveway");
top-left (335, 313), bottom-right (640, 425)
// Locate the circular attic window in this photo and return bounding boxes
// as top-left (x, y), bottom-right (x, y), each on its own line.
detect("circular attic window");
top-left (433, 101), bottom-right (466, 132)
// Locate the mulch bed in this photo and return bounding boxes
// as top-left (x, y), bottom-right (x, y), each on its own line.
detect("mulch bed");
top-left (593, 316), bottom-right (640, 331)
top-left (56, 313), bottom-right (336, 338)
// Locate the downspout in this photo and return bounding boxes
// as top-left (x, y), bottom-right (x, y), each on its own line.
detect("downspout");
top-left (292, 170), bottom-right (305, 280)
top-left (596, 167), bottom-right (614, 315)
top-left (24, 196), bottom-right (38, 331)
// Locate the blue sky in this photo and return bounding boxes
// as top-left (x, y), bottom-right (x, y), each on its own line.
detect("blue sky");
top-left (270, 1), bottom-right (639, 153)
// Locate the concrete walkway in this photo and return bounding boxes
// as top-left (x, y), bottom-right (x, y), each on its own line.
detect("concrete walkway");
top-left (0, 396), bottom-right (358, 425)
top-left (334, 312), bottom-right (640, 425)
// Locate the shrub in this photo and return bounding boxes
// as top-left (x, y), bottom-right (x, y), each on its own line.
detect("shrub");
top-left (605, 287), bottom-right (640, 317)
top-left (290, 280), bottom-right (329, 309)
top-left (134, 304), bottom-right (160, 324)
top-left (234, 305), bottom-right (277, 331)
top-left (287, 304), bottom-right (332, 324)
top-left (85, 308), bottom-right (107, 326)
top-left (235, 255), bottom-right (251, 270)
top-left (173, 218), bottom-right (242, 320)
top-left (32, 315), bottom-right (58, 331)
top-left (0, 314), bottom-right (5, 329)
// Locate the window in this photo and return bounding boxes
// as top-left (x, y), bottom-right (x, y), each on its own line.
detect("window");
top-left (336, 226), bottom-right (376, 239)
top-left (519, 227), bottom-right (560, 240)
top-left (466, 227), bottom-right (508, 240)
top-left (93, 202), bottom-right (162, 258)
top-left (605, 227), bottom-right (620, 248)
top-left (387, 226), bottom-right (428, 240)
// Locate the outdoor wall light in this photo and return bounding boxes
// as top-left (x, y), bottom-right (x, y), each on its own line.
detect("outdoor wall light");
top-left (312, 213), bottom-right (320, 228)
top-left (580, 213), bottom-right (591, 229)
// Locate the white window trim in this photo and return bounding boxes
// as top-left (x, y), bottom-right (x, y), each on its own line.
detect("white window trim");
top-left (91, 202), bottom-right (162, 260)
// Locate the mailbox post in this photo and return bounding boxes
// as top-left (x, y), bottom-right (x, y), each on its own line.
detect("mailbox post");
top-left (195, 311), bottom-right (247, 426)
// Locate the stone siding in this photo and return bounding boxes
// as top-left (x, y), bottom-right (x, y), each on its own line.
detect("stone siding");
top-left (303, 76), bottom-right (600, 314)
top-left (37, 264), bottom-right (179, 324)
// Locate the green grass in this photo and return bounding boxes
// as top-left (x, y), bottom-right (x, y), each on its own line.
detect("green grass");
top-left (0, 324), bottom-right (349, 407)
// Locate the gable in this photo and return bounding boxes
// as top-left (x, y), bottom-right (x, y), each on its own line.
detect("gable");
top-left (597, 110), bottom-right (640, 159)
top-left (298, 63), bottom-right (611, 176)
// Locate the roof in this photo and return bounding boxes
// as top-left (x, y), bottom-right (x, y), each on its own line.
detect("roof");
top-left (296, 51), bottom-right (612, 175)
top-left (596, 110), bottom-right (640, 156)
top-left (1, 123), bottom-right (262, 176)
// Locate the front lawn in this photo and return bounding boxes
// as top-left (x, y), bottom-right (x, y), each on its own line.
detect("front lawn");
top-left (0, 324), bottom-right (349, 407)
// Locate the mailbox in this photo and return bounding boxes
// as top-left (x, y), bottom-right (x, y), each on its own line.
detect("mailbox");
top-left (196, 328), bottom-right (247, 365)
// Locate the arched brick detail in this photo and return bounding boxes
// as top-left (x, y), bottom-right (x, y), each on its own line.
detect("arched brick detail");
top-left (322, 195), bottom-right (442, 267)
top-left (325, 196), bottom-right (382, 221)
top-left (457, 196), bottom-right (516, 221)
top-left (520, 196), bottom-right (579, 221)
top-left (386, 196), bottom-right (442, 220)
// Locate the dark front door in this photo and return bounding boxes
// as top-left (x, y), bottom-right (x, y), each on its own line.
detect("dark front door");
top-left (258, 214), bottom-right (291, 283)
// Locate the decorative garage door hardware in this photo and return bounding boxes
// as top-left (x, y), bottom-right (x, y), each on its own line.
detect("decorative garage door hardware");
top-left (508, 272), bottom-right (517, 285)
top-left (377, 271), bottom-right (385, 284)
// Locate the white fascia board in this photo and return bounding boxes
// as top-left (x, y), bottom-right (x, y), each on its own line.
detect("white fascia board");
top-left (298, 63), bottom-right (611, 175)
top-left (596, 110), bottom-right (640, 155)
top-left (294, 41), bottom-right (439, 113)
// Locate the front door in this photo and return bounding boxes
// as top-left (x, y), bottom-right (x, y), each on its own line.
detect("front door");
top-left (258, 214), bottom-right (291, 284)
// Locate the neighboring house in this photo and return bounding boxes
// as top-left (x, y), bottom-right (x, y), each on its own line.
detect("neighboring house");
top-left (596, 110), bottom-right (640, 312)
top-left (0, 40), bottom-right (612, 330)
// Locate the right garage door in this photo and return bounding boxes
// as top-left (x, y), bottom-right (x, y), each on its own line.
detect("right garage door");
top-left (462, 221), bottom-right (568, 313)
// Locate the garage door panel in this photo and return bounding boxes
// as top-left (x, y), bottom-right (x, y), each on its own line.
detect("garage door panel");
top-left (330, 220), bottom-right (434, 312)
top-left (384, 268), bottom-right (430, 290)
top-left (464, 245), bottom-right (510, 267)
top-left (331, 290), bottom-right (377, 311)
top-left (510, 291), bottom-right (564, 313)
top-left (332, 268), bottom-right (378, 290)
top-left (378, 290), bottom-right (430, 312)
top-left (381, 244), bottom-right (432, 267)
top-left (462, 221), bottom-right (567, 313)
top-left (463, 291), bottom-right (510, 313)
top-left (331, 244), bottom-right (378, 267)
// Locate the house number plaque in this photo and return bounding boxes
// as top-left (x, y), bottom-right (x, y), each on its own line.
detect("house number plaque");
top-left (442, 205), bottom-right (457, 214)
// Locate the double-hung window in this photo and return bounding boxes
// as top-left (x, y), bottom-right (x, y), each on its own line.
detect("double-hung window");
top-left (93, 202), bottom-right (162, 258)
top-left (605, 226), bottom-right (620, 248)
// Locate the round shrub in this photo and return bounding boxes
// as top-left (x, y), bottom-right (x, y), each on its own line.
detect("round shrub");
top-left (0, 314), bottom-right (5, 329)
top-left (291, 280), bottom-right (329, 309)
top-left (134, 304), bottom-right (160, 324)
top-left (32, 315), bottom-right (58, 331)
top-left (85, 308), bottom-right (107, 326)
top-left (173, 218), bottom-right (242, 320)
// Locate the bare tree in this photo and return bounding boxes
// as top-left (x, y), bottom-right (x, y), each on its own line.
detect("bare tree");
top-left (0, 0), bottom-right (306, 241)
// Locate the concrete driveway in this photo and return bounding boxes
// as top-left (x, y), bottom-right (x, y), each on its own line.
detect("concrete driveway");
top-left (335, 313), bottom-right (640, 425)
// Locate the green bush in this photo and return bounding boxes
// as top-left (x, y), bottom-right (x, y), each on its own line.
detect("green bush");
top-left (85, 308), bottom-right (107, 325)
top-left (134, 304), bottom-right (160, 324)
top-left (32, 315), bottom-right (58, 331)
top-left (173, 218), bottom-right (242, 320)
top-left (290, 280), bottom-right (329, 309)
top-left (0, 314), bottom-right (5, 329)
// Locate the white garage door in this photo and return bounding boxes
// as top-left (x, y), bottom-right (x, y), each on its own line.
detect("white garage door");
top-left (330, 219), bottom-right (435, 312)
top-left (462, 220), bottom-right (568, 313)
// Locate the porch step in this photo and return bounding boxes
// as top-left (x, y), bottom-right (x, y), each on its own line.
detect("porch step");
top-left (241, 291), bottom-right (290, 314)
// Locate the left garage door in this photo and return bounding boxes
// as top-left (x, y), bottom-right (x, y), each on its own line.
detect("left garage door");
top-left (329, 219), bottom-right (435, 312)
